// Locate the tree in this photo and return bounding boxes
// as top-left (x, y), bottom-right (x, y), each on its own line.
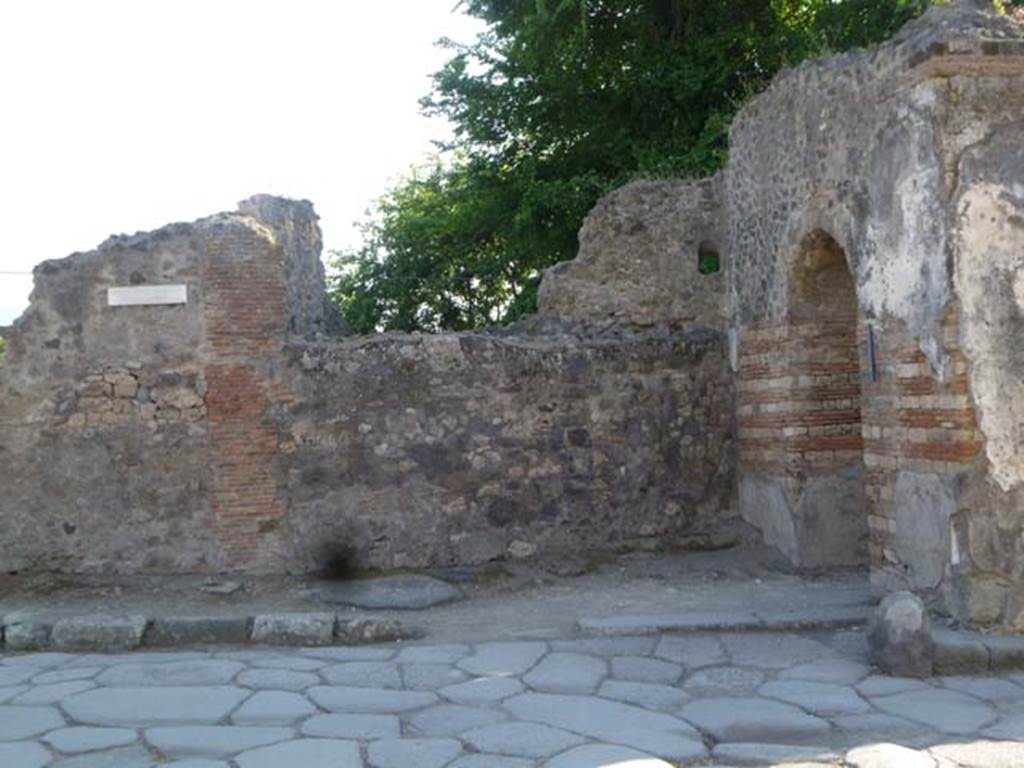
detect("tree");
top-left (332, 0), bottom-right (933, 333)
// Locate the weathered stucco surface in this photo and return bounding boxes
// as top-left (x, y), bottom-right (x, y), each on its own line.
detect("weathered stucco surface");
top-left (721, 0), bottom-right (1024, 625)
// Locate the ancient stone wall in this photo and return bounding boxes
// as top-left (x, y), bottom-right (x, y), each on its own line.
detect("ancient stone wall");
top-left (0, 197), bottom-right (735, 575)
top-left (280, 330), bottom-right (733, 571)
top-left (724, 1), bottom-right (1024, 626)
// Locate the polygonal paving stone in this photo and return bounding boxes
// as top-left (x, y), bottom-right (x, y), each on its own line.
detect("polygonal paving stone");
top-left (0, 742), bottom-right (52, 768)
top-left (13, 680), bottom-right (95, 704)
top-left (302, 713), bottom-right (401, 739)
top-left (0, 667), bottom-right (35, 686)
top-left (938, 675), bottom-right (1024, 706)
top-left (551, 637), bottom-right (657, 657)
top-left (247, 655), bottom-right (327, 671)
top-left (828, 629), bottom-right (871, 661)
top-left (57, 746), bottom-right (156, 767)
top-left (237, 668), bottom-right (320, 691)
top-left (164, 761), bottom-right (230, 768)
top-left (401, 663), bottom-right (468, 690)
top-left (0, 705), bottom-right (64, 740)
top-left (96, 660), bottom-right (244, 687)
top-left (300, 647), bottom-right (395, 662)
top-left (610, 656), bottom-right (681, 685)
top-left (712, 742), bottom-right (840, 765)
top-left (407, 704), bottom-right (508, 737)
top-left (0, 686), bottom-right (27, 704)
top-left (845, 743), bottom-right (937, 768)
top-left (856, 675), bottom-right (931, 698)
top-left (719, 633), bottom-right (834, 669)
top-left (322, 662), bottom-right (402, 689)
top-left (32, 666), bottom-right (101, 685)
top-left (831, 713), bottom-right (937, 749)
top-left (871, 688), bottom-right (997, 734)
top-left (778, 658), bottom-right (871, 684)
top-left (146, 726), bottom-right (292, 757)
top-left (984, 714), bottom-right (1024, 740)
top-left (930, 739), bottom-right (1024, 767)
top-left (395, 645), bottom-right (470, 664)
top-left (440, 676), bottom-right (524, 705)
top-left (235, 738), bottom-right (363, 768)
top-left (457, 642), bottom-right (547, 677)
top-left (309, 686), bottom-right (438, 713)
top-left (63, 686), bottom-right (248, 726)
top-left (317, 575), bottom-right (462, 610)
top-left (232, 691), bottom-right (317, 724)
top-left (462, 722), bottom-right (586, 758)
top-left (654, 635), bottom-right (726, 668)
top-left (679, 697), bottom-right (831, 745)
top-left (450, 756), bottom-right (533, 768)
top-left (597, 680), bottom-right (688, 711)
top-left (522, 653), bottom-right (606, 694)
top-left (544, 744), bottom-right (672, 768)
top-left (683, 666), bottom-right (765, 695)
top-left (0, 653), bottom-right (74, 669)
top-left (578, 611), bottom-right (760, 635)
top-left (44, 726), bottom-right (138, 753)
top-left (504, 693), bottom-right (705, 762)
top-left (367, 737), bottom-right (463, 768)
top-left (65, 651), bottom-right (211, 668)
top-left (759, 680), bottom-right (872, 716)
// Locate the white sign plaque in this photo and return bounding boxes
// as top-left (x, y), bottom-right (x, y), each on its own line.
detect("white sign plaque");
top-left (107, 284), bottom-right (188, 307)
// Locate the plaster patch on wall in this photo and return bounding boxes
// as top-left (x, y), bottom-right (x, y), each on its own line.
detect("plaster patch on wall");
top-left (862, 103), bottom-right (949, 352)
top-left (108, 284), bottom-right (188, 307)
top-left (956, 182), bottom-right (1024, 492)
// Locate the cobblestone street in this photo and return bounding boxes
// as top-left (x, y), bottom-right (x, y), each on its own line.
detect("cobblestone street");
top-left (3, 628), bottom-right (1024, 767)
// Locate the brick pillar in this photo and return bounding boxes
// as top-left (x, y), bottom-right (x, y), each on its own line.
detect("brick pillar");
top-left (861, 307), bottom-right (982, 577)
top-left (201, 226), bottom-right (290, 571)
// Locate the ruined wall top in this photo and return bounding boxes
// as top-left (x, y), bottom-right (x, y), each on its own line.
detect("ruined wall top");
top-left (1, 196), bottom-right (332, 383)
top-left (536, 177), bottom-right (726, 331)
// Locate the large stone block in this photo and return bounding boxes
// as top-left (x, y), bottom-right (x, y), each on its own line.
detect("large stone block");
top-left (868, 592), bottom-right (934, 678)
top-left (50, 615), bottom-right (148, 651)
top-left (251, 613), bottom-right (335, 646)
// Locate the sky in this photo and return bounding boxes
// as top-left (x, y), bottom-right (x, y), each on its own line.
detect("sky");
top-left (0, 1), bottom-right (484, 325)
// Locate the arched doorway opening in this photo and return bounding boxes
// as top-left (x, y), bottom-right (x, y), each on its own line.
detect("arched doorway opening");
top-left (784, 229), bottom-right (868, 566)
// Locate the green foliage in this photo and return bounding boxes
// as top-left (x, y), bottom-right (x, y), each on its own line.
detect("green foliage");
top-left (332, 0), bottom-right (934, 334)
top-left (0, 335), bottom-right (5, 358)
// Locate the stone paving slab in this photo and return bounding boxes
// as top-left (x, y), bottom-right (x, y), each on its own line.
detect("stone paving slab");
top-left (145, 726), bottom-right (292, 757)
top-left (1, 627), bottom-right (1024, 767)
top-left (316, 575), bottom-right (463, 610)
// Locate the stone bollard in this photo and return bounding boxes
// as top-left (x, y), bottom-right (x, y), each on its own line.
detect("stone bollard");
top-left (868, 591), bottom-right (934, 678)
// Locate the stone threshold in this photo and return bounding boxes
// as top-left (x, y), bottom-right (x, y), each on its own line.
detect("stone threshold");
top-left (0, 612), bottom-right (415, 653)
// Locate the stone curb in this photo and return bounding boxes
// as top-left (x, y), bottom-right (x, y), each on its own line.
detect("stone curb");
top-left (577, 605), bottom-right (872, 636)
top-left (577, 610), bottom-right (1024, 676)
top-left (0, 612), bottom-right (417, 652)
top-left (933, 628), bottom-right (1024, 675)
